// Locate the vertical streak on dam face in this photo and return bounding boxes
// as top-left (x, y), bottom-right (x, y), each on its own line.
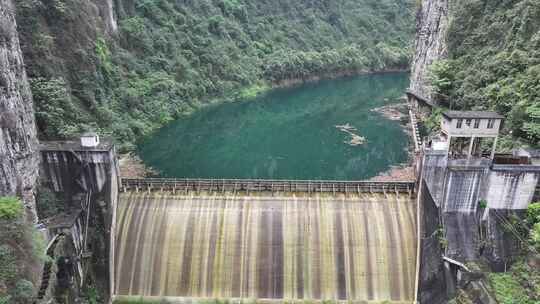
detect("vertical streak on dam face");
top-left (115, 192), bottom-right (417, 302)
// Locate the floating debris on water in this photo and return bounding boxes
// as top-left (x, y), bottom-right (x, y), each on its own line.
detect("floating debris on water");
top-left (335, 123), bottom-right (358, 132)
top-left (371, 102), bottom-right (408, 121)
top-left (336, 123), bottom-right (366, 146)
top-left (346, 134), bottom-right (366, 146)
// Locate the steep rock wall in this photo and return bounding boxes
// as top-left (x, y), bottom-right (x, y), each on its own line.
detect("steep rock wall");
top-left (410, 0), bottom-right (449, 99)
top-left (0, 0), bottom-right (39, 220)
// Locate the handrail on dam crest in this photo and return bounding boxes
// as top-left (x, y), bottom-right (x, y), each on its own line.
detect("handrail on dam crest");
top-left (120, 178), bottom-right (416, 194)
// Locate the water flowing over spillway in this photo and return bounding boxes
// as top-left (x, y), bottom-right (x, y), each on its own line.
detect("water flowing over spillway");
top-left (114, 191), bottom-right (417, 302)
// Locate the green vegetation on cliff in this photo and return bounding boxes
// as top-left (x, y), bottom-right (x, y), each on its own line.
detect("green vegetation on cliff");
top-left (0, 197), bottom-right (46, 304)
top-left (427, 0), bottom-right (540, 148)
top-left (15, 0), bottom-right (414, 149)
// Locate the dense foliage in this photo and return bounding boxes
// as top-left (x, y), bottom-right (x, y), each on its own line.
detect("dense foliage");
top-left (485, 203), bottom-right (540, 304)
top-left (0, 197), bottom-right (46, 304)
top-left (0, 197), bottom-right (22, 219)
top-left (428, 0), bottom-right (540, 147)
top-left (15, 0), bottom-right (414, 150)
top-left (488, 260), bottom-right (540, 304)
top-left (527, 202), bottom-right (540, 251)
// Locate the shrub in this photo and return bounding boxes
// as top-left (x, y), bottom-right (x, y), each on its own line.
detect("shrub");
top-left (0, 196), bottom-right (46, 302)
top-left (36, 186), bottom-right (65, 219)
top-left (488, 260), bottom-right (540, 304)
top-left (478, 199), bottom-right (488, 209)
top-left (31, 77), bottom-right (84, 139)
top-left (85, 286), bottom-right (99, 304)
top-left (527, 202), bottom-right (540, 226)
top-left (427, 60), bottom-right (454, 98)
top-left (0, 245), bottom-right (18, 282)
top-left (0, 197), bottom-right (22, 219)
top-left (424, 107), bottom-right (444, 133)
top-left (530, 222), bottom-right (540, 252)
top-left (489, 272), bottom-right (533, 304)
top-left (12, 279), bottom-right (35, 304)
top-left (0, 296), bottom-right (11, 304)
top-left (31, 229), bottom-right (48, 263)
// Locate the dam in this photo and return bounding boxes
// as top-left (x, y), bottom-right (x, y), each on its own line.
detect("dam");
top-left (34, 109), bottom-right (540, 304)
top-left (113, 180), bottom-right (418, 303)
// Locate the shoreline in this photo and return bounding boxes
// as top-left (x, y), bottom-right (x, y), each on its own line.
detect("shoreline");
top-left (134, 68), bottom-right (410, 144)
top-left (222, 68), bottom-right (410, 103)
top-left (270, 68), bottom-right (409, 89)
top-left (369, 100), bottom-right (416, 182)
top-left (118, 153), bottom-right (158, 179)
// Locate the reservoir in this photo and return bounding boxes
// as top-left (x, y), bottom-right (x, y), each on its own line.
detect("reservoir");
top-left (138, 72), bottom-right (410, 180)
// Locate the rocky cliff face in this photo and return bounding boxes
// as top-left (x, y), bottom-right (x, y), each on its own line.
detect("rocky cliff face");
top-left (409, 0), bottom-right (449, 99)
top-left (0, 0), bottom-right (39, 221)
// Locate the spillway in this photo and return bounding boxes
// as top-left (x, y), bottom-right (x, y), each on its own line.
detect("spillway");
top-left (114, 191), bottom-right (417, 303)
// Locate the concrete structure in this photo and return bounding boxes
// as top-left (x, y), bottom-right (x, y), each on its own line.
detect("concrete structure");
top-left (39, 136), bottom-right (120, 300)
top-left (35, 128), bottom-right (538, 304)
top-left (441, 111), bottom-right (503, 137)
top-left (422, 149), bottom-right (540, 213)
top-left (439, 111), bottom-right (504, 160)
top-left (113, 186), bottom-right (418, 303)
top-left (406, 90), bottom-right (437, 110)
top-left (418, 111), bottom-right (539, 269)
top-left (515, 148), bottom-right (540, 165)
top-left (81, 132), bottom-right (100, 148)
top-left (421, 147), bottom-right (540, 262)
top-left (36, 195), bottom-right (90, 300)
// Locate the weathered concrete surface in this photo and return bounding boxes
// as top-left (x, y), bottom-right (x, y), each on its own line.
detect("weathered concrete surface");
top-left (443, 169), bottom-right (486, 212)
top-left (410, 0), bottom-right (449, 99)
top-left (422, 152), bottom-right (539, 213)
top-left (485, 168), bottom-right (540, 210)
top-left (40, 145), bottom-right (120, 300)
top-left (0, 0), bottom-right (39, 221)
top-left (41, 151), bottom-right (111, 196)
top-left (483, 209), bottom-right (525, 271)
top-left (421, 151), bottom-right (447, 206)
top-left (444, 212), bottom-right (479, 261)
top-left (418, 180), bottom-right (447, 304)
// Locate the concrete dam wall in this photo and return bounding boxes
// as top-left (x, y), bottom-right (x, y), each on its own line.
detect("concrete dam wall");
top-left (39, 142), bottom-right (120, 298)
top-left (485, 167), bottom-right (540, 210)
top-left (422, 151), bottom-right (540, 212)
top-left (420, 151), bottom-right (540, 266)
top-left (114, 191), bottom-right (417, 302)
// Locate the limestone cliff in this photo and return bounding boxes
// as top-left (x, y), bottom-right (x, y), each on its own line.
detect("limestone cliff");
top-left (0, 0), bottom-right (39, 221)
top-left (410, 0), bottom-right (449, 100)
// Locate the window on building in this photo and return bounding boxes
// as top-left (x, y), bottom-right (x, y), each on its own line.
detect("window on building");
top-left (466, 119), bottom-right (472, 127)
top-left (456, 119), bottom-right (463, 129)
top-left (487, 119), bottom-right (495, 129)
top-left (474, 119), bottom-right (480, 128)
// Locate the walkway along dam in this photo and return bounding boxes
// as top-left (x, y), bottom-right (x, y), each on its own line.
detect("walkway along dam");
top-left (113, 179), bottom-right (418, 303)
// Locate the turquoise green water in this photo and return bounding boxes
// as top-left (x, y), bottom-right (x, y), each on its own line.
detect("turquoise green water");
top-left (138, 72), bottom-right (410, 180)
